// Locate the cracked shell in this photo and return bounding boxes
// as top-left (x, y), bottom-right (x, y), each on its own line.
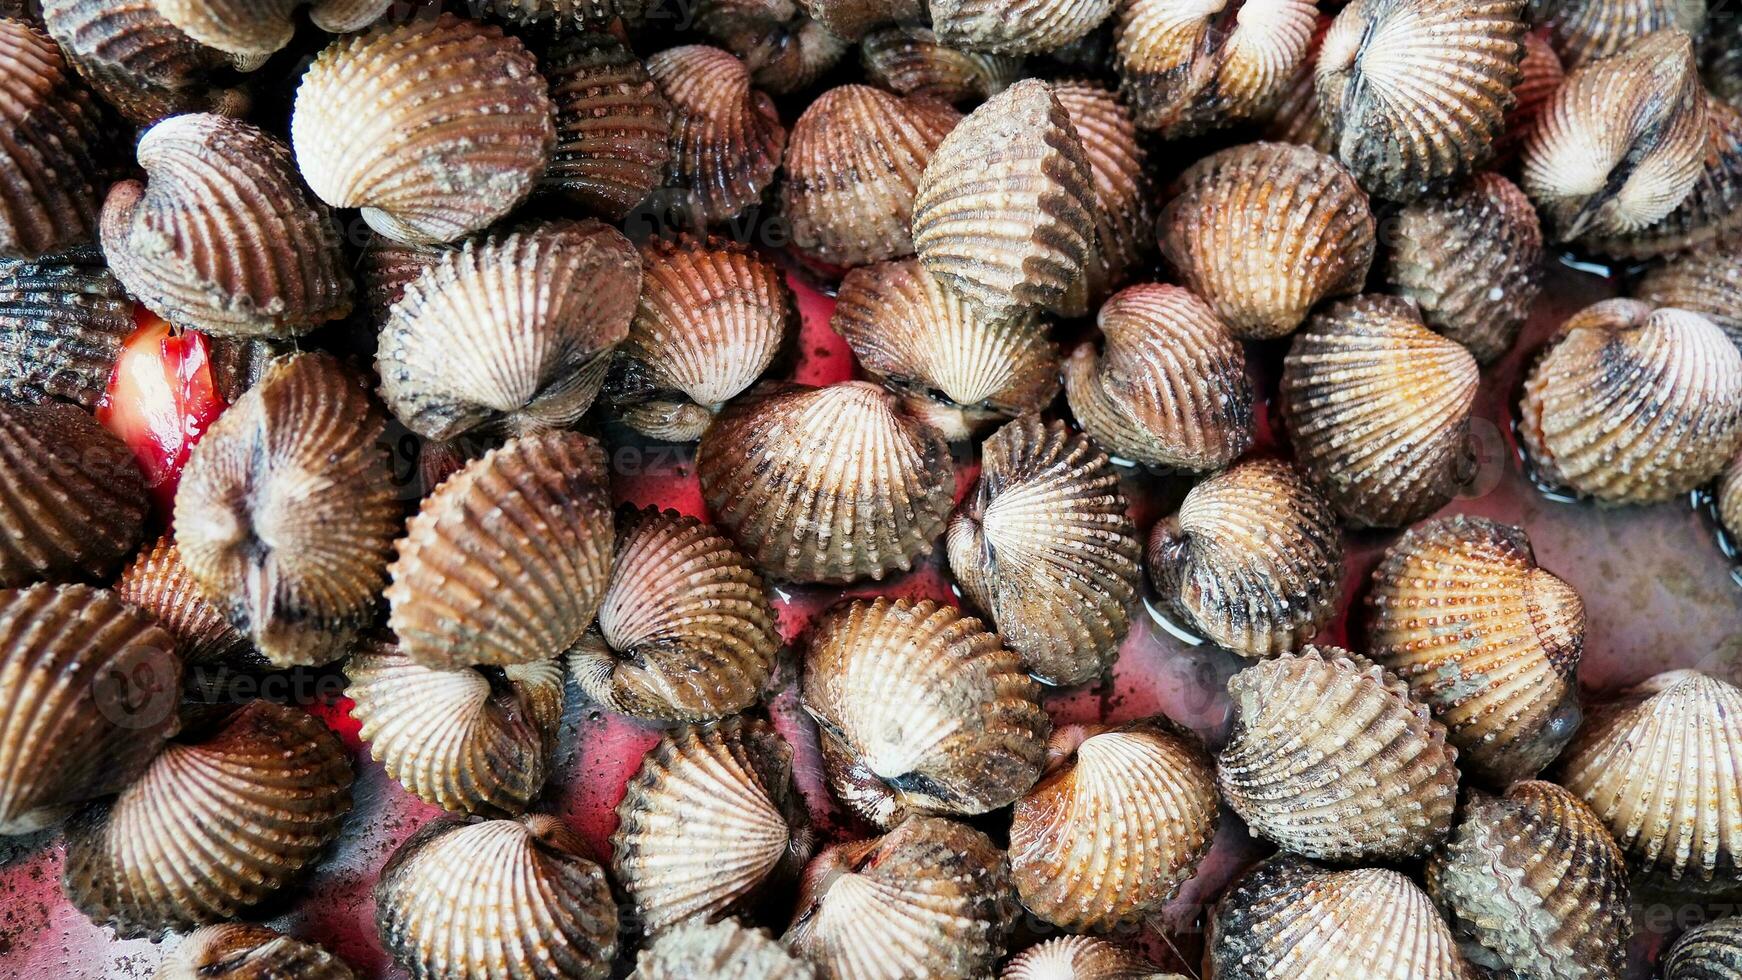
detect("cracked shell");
top-left (649, 45), bottom-right (786, 224)
top-left (0, 400), bottom-right (146, 587)
top-left (1665, 917), bottom-right (1742, 979)
top-left (1637, 235), bottom-right (1742, 351)
top-left (41, 0), bottom-right (247, 126)
top-left (152, 0), bottom-right (388, 60)
top-left (859, 25), bottom-right (1023, 105)
top-left (0, 245), bottom-right (132, 409)
top-left (1003, 937), bottom-right (1181, 979)
top-left (1051, 80), bottom-right (1150, 317)
top-left (930, 0), bottom-right (1115, 54)
top-left (1581, 99), bottom-right (1742, 259)
top-left (1531, 0), bottom-right (1705, 67)
top-left (543, 33), bottom-right (673, 223)
top-left (156, 924), bottom-right (355, 980)
top-left (0, 19), bottom-right (104, 260)
top-left (114, 534), bottom-right (251, 666)
top-left (632, 919), bottom-right (814, 979)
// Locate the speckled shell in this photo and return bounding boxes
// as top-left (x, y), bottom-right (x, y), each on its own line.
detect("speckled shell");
top-left (63, 701), bottom-right (354, 940)
top-left (1051, 81), bottom-right (1150, 317)
top-left (1003, 937), bottom-right (1180, 979)
top-left (0, 246), bottom-right (131, 409)
top-left (114, 534), bottom-right (250, 666)
top-left (697, 382), bottom-right (956, 583)
top-left (41, 0), bottom-right (246, 125)
top-left (0, 19), bottom-right (103, 260)
top-left (801, 598), bottom-right (1049, 827)
top-left (543, 33), bottom-right (674, 222)
top-left (783, 816), bottom-right (1016, 980)
top-left (387, 431), bottom-right (614, 671)
top-left (612, 717), bottom-right (810, 931)
top-left (930, 0), bottom-right (1114, 54)
top-left (376, 220), bottom-right (640, 442)
top-left (1557, 670), bottom-right (1742, 892)
top-left (1009, 721), bottom-right (1218, 929)
top-left (174, 354), bottom-right (398, 668)
top-left (0, 400), bottom-right (146, 587)
top-left (1581, 99), bottom-right (1742, 259)
top-left (568, 507), bottom-right (777, 721)
top-left (1637, 235), bottom-right (1742, 351)
top-left (1159, 142), bottom-right (1376, 340)
top-left (1425, 780), bottom-right (1631, 980)
top-left (1146, 459), bottom-right (1344, 657)
top-left (911, 78), bottom-right (1097, 319)
top-left (859, 25), bottom-right (1024, 105)
top-left (947, 417), bottom-right (1140, 686)
top-left (156, 924), bottom-right (355, 980)
top-left (153, 0), bottom-right (388, 60)
top-left (1531, 0), bottom-right (1705, 67)
top-left (1518, 299), bottom-right (1742, 503)
top-left (649, 45), bottom-right (786, 224)
top-left (375, 815), bottom-right (619, 980)
top-left (803, 0), bottom-right (923, 40)
top-left (1219, 647), bottom-right (1460, 860)
top-left (632, 919), bottom-right (815, 979)
top-left (291, 15), bottom-right (554, 245)
top-left (479, 0), bottom-right (647, 25)
top-left (1664, 917), bottom-right (1742, 979)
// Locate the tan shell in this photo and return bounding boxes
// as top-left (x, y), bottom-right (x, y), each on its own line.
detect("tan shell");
top-left (696, 382), bottom-right (956, 583)
top-left (41, 0), bottom-right (247, 126)
top-left (1260, 14), bottom-right (1334, 153)
top-left (1146, 459), bottom-right (1344, 657)
top-left (1518, 299), bottom-right (1742, 504)
top-left (783, 816), bottom-right (1016, 980)
top-left (930, 0), bottom-right (1115, 54)
top-left (63, 701), bottom-right (354, 939)
top-left (1425, 780), bottom-right (1631, 980)
top-left (1051, 80), bottom-right (1150, 316)
top-left (947, 416), bottom-right (1141, 686)
top-left (387, 431), bottom-right (614, 670)
top-left (1002, 937), bottom-right (1181, 979)
top-left (632, 918), bottom-right (815, 979)
top-left (1219, 647), bottom-right (1460, 861)
top-left (1159, 142), bottom-right (1375, 340)
top-left (0, 400), bottom-right (146, 587)
top-left (0, 245), bottom-right (132, 409)
top-left (291, 15), bottom-right (554, 245)
top-left (152, 0), bottom-right (388, 60)
top-left (1497, 31), bottom-right (1565, 159)
top-left (803, 0), bottom-right (923, 40)
top-left (1664, 917), bottom-right (1742, 979)
top-left (543, 33), bottom-right (674, 223)
top-left (859, 25), bottom-right (1024, 105)
top-left (375, 815), bottom-right (619, 980)
top-left (115, 534), bottom-right (251, 666)
top-left (1531, 0), bottom-right (1706, 67)
top-left (0, 19), bottom-right (104, 260)
top-left (1581, 99), bottom-right (1742, 259)
top-left (1637, 235), bottom-right (1742, 350)
top-left (801, 598), bottom-right (1049, 827)
top-left (567, 507), bottom-right (777, 722)
top-left (649, 45), bottom-right (786, 224)
top-left (376, 220), bottom-right (640, 442)
top-left (156, 924), bottom-right (355, 980)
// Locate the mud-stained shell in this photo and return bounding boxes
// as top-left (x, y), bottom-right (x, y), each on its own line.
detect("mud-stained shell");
top-left (929, 0), bottom-right (1115, 54)
top-left (1425, 780), bottom-right (1630, 980)
top-left (649, 45), bottom-right (786, 224)
top-left (832, 259), bottom-right (1058, 440)
top-left (114, 534), bottom-right (250, 666)
top-left (41, 0), bottom-right (246, 126)
top-left (375, 815), bottom-right (618, 980)
top-left (568, 507), bottom-right (777, 721)
top-left (1665, 917), bottom-right (1742, 979)
top-left (783, 816), bottom-right (1016, 979)
top-left (0, 245), bottom-right (132, 409)
top-left (947, 416), bottom-right (1140, 686)
top-left (1051, 80), bottom-right (1150, 317)
top-left (1532, 0), bottom-right (1705, 67)
top-left (803, 0), bottom-right (923, 40)
top-left (1581, 100), bottom-right (1742, 259)
top-left (1637, 235), bottom-right (1742, 351)
top-left (1003, 937), bottom-right (1181, 979)
top-left (1261, 14), bottom-right (1334, 152)
top-left (377, 220), bottom-right (640, 442)
top-left (1146, 459), bottom-right (1344, 658)
top-left (152, 0), bottom-right (388, 60)
top-left (859, 25), bottom-right (1024, 105)
top-left (544, 33), bottom-right (674, 223)
top-left (632, 918), bottom-right (815, 979)
top-left (1498, 31), bottom-right (1564, 159)
top-left (801, 598), bottom-right (1049, 827)
top-left (291, 15), bottom-right (554, 245)
top-left (1219, 647), bottom-right (1460, 860)
top-left (0, 19), bottom-right (104, 260)
top-left (912, 78), bottom-right (1097, 319)
top-left (1519, 299), bottom-right (1742, 504)
top-left (697, 382), bottom-right (956, 583)
top-left (0, 400), bottom-right (146, 587)
top-left (1556, 670), bottom-right (1742, 891)
top-left (1159, 142), bottom-right (1375, 340)
top-left (62, 701), bottom-right (354, 939)
top-left (156, 924), bottom-right (355, 980)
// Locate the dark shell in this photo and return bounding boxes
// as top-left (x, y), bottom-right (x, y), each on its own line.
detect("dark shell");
top-left (0, 400), bottom-right (146, 587)
top-left (930, 0), bottom-right (1116, 55)
top-left (859, 25), bottom-right (1023, 105)
top-left (0, 245), bottom-right (132, 409)
top-left (0, 18), bottom-right (104, 260)
top-left (1115, 0), bottom-right (1319, 137)
top-left (648, 45), bottom-right (787, 224)
top-left (1664, 917), bottom-right (1742, 979)
top-left (543, 33), bottom-right (674, 222)
top-left (1531, 0), bottom-right (1706, 67)
top-left (41, 0), bottom-right (246, 126)
top-left (801, 0), bottom-right (922, 40)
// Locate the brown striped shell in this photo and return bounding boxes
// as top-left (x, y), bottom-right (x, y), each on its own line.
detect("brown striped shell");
top-left (1664, 917), bottom-right (1742, 979)
top-left (40, 0), bottom-right (247, 126)
top-left (156, 924), bottom-right (355, 980)
top-left (0, 245), bottom-right (132, 409)
top-left (929, 0), bottom-right (1115, 54)
top-left (1531, 0), bottom-right (1706, 67)
top-left (357, 236), bottom-right (451, 326)
top-left (649, 45), bottom-right (787, 224)
top-left (1637, 235), bottom-right (1742, 351)
top-left (114, 534), bottom-right (251, 666)
top-left (0, 400), bottom-right (146, 587)
top-left (859, 25), bottom-right (1023, 105)
top-left (0, 19), bottom-right (104, 260)
top-left (1002, 937), bottom-right (1179, 979)
top-left (1051, 80), bottom-right (1150, 317)
top-left (802, 0), bottom-right (923, 40)
top-left (543, 33), bottom-right (674, 223)
top-left (632, 919), bottom-right (815, 979)
top-left (152, 0), bottom-right (388, 60)
top-left (1581, 99), bottom-right (1742, 259)
top-left (1497, 31), bottom-right (1565, 160)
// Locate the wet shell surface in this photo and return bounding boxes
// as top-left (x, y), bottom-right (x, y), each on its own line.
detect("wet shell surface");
top-left (802, 0), bottom-right (922, 40)
top-left (1051, 80), bottom-right (1149, 316)
top-left (1146, 459), bottom-right (1344, 657)
top-left (1002, 936), bottom-right (1180, 979)
top-left (631, 918), bottom-right (815, 979)
top-left (375, 815), bottom-right (619, 980)
top-left (1158, 142), bottom-right (1375, 340)
top-left (62, 701), bottom-right (354, 939)
top-left (0, 18), bottom-right (103, 260)
top-left (114, 534), bottom-right (251, 666)
top-left (477, 0), bottom-right (646, 25)
top-left (1219, 647), bottom-right (1461, 861)
top-left (929, 0), bottom-right (1115, 54)
top-left (152, 0), bottom-right (389, 60)
top-left (1497, 30), bottom-right (1565, 159)
top-left (1532, 0), bottom-right (1706, 67)
top-left (155, 924), bottom-right (355, 980)
top-left (0, 245), bottom-right (132, 409)
top-left (697, 382), bottom-right (956, 583)
top-left (1581, 99), bottom-right (1742, 259)
top-left (1637, 235), bottom-right (1742, 350)
top-left (41, 0), bottom-right (245, 125)
top-left (648, 45), bottom-right (787, 223)
top-left (291, 14), bottom-right (555, 245)
top-left (357, 236), bottom-right (450, 326)
top-left (859, 25), bottom-right (1024, 105)
top-left (801, 598), bottom-right (1050, 827)
top-left (718, 14), bottom-right (850, 96)
top-left (543, 33), bottom-right (674, 222)
top-left (0, 400), bottom-right (147, 587)
top-left (1260, 14), bottom-right (1334, 153)
top-left (947, 416), bottom-right (1141, 686)
top-left (1722, 449), bottom-right (1742, 543)
top-left (1664, 917), bottom-right (1742, 979)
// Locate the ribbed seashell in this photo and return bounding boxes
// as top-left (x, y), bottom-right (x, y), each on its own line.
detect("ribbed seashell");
top-left (114, 534), bottom-right (250, 666)
top-left (375, 815), bottom-right (618, 980)
top-left (41, 0), bottom-right (246, 126)
top-left (1722, 449), bottom-right (1742, 542)
top-left (1009, 721), bottom-right (1218, 929)
top-left (832, 259), bottom-right (1057, 440)
top-left (859, 25), bottom-right (1024, 105)
top-left (720, 15), bottom-right (850, 95)
top-left (358, 236), bottom-right (450, 326)
top-left (1260, 14), bottom-right (1334, 152)
top-left (0, 19), bottom-right (103, 260)
top-left (388, 431), bottom-right (613, 671)
top-left (1664, 917), bottom-right (1742, 979)
top-left (377, 221), bottom-right (639, 441)
top-left (1158, 142), bottom-right (1375, 339)
top-left (568, 507), bottom-right (776, 721)
top-left (63, 701), bottom-right (354, 939)
top-left (0, 400), bottom-right (145, 587)
top-left (697, 382), bottom-right (956, 583)
top-left (477, 0), bottom-right (647, 25)
top-left (613, 717), bottom-right (810, 931)
top-left (1425, 780), bottom-right (1630, 980)
top-left (1638, 235), bottom-right (1742, 350)
top-left (1497, 31), bottom-right (1564, 159)
top-left (649, 45), bottom-right (786, 224)
top-left (783, 816), bottom-right (1016, 979)
top-left (544, 33), bottom-right (673, 223)
top-left (156, 924), bottom-right (354, 980)
top-left (1114, 0), bottom-right (1318, 137)
top-left (291, 15), bottom-right (554, 245)
top-left (1531, 0), bottom-right (1706, 67)
top-left (152, 0), bottom-right (388, 60)
top-left (801, 598), bottom-right (1049, 827)
top-left (1366, 516), bottom-right (1584, 784)
top-left (101, 113), bottom-right (353, 338)
top-left (1051, 81), bottom-right (1149, 317)
top-left (0, 245), bottom-right (131, 409)
top-left (1146, 459), bottom-right (1343, 657)
top-left (802, 0), bottom-right (923, 40)
top-left (1207, 855), bottom-right (1468, 979)
top-left (1219, 647), bottom-right (1460, 860)
top-left (633, 919), bottom-right (815, 979)
top-left (929, 0), bottom-right (1114, 54)
top-left (1518, 299), bottom-right (1742, 503)
top-left (1581, 99), bottom-right (1742, 258)
top-left (1003, 937), bottom-right (1180, 980)
top-left (1383, 173), bottom-right (1544, 363)
top-left (1520, 29), bottom-right (1709, 241)
top-left (1556, 670), bottom-right (1742, 891)
top-left (947, 417), bottom-right (1140, 686)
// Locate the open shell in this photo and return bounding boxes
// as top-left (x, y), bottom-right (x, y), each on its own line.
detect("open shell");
top-left (859, 25), bottom-right (1023, 105)
top-left (649, 45), bottom-right (787, 224)
top-left (115, 534), bottom-right (251, 666)
top-left (1664, 917), bottom-right (1742, 979)
top-left (543, 33), bottom-right (674, 222)
top-left (41, 0), bottom-right (246, 126)
top-left (1003, 937), bottom-right (1179, 979)
top-left (632, 918), bottom-right (814, 979)
top-left (156, 924), bottom-right (355, 980)
top-left (0, 245), bottom-right (132, 409)
top-left (152, 0), bottom-right (389, 61)
top-left (0, 19), bottom-right (104, 260)
top-left (929, 0), bottom-right (1115, 54)
top-left (1637, 235), bottom-right (1742, 351)
top-left (1531, 0), bottom-right (1706, 67)
top-left (1580, 99), bottom-right (1742, 259)
top-left (0, 400), bottom-right (146, 587)
top-left (1051, 80), bottom-right (1150, 317)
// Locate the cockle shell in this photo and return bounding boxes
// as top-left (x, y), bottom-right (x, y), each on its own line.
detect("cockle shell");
top-left (1425, 780), bottom-right (1631, 980)
top-left (0, 19), bottom-right (103, 260)
top-left (648, 45), bottom-right (787, 224)
top-left (0, 245), bottom-right (132, 409)
top-left (947, 416), bottom-right (1141, 686)
top-left (1637, 235), bottom-right (1742, 350)
top-left (375, 815), bottom-right (619, 980)
top-left (387, 431), bottom-right (614, 670)
top-left (930, 0), bottom-right (1115, 54)
top-left (1518, 299), bottom-right (1742, 504)
top-left (156, 924), bottom-right (355, 980)
top-left (716, 15), bottom-right (850, 95)
top-left (1581, 99), bottom-right (1742, 259)
top-left (859, 25), bottom-right (1023, 105)
top-left (1664, 917), bottom-right (1742, 979)
top-left (291, 14), bottom-right (555, 245)
top-left (1146, 459), bottom-right (1344, 657)
top-left (802, 0), bottom-right (923, 40)
top-left (613, 717), bottom-right (810, 931)
top-left (1051, 80), bottom-right (1150, 316)
top-left (801, 598), bottom-right (1049, 827)
top-left (1260, 14), bottom-right (1334, 152)
top-left (1531, 0), bottom-right (1706, 67)
top-left (376, 220), bottom-right (640, 442)
top-left (1497, 31), bottom-right (1565, 159)
top-left (543, 33), bottom-right (674, 223)
top-left (63, 701), bottom-right (354, 939)
top-left (114, 534), bottom-right (250, 666)
top-left (0, 400), bottom-right (146, 587)
top-left (697, 382), bottom-right (956, 583)
top-left (1721, 449), bottom-right (1742, 542)
top-left (152, 0), bottom-right (388, 60)
top-left (41, 0), bottom-right (247, 125)
top-left (358, 235), bottom-right (450, 326)
top-left (632, 919), bottom-right (815, 979)
top-left (1219, 647), bottom-right (1460, 861)
top-left (1159, 142), bottom-right (1376, 340)
top-left (567, 507), bottom-right (777, 721)
top-left (1003, 937), bottom-right (1181, 979)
